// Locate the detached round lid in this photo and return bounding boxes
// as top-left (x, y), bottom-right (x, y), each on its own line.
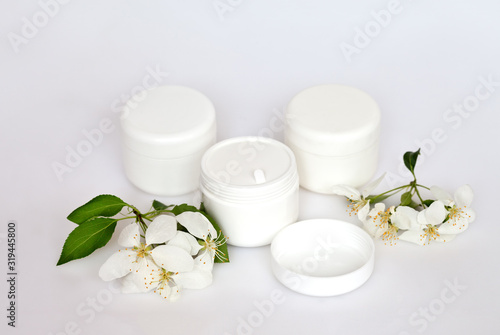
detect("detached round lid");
top-left (120, 85), bottom-right (216, 158)
top-left (285, 84), bottom-right (381, 156)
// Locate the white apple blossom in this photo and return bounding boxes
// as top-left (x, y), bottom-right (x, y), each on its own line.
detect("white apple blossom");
top-left (99, 215), bottom-right (195, 292)
top-left (364, 203), bottom-right (398, 245)
top-left (332, 174), bottom-right (385, 221)
top-left (431, 184), bottom-right (475, 233)
top-left (398, 201), bottom-right (457, 245)
top-left (151, 255), bottom-right (213, 301)
top-left (119, 229), bottom-right (213, 300)
top-left (176, 211), bottom-right (228, 267)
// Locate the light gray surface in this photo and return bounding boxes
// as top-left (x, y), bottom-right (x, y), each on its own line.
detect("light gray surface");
top-left (1, 1), bottom-right (499, 334)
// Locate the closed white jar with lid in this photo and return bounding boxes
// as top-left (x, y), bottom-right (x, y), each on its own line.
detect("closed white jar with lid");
top-left (200, 137), bottom-right (299, 247)
top-left (120, 85), bottom-right (216, 196)
top-left (285, 84), bottom-right (381, 193)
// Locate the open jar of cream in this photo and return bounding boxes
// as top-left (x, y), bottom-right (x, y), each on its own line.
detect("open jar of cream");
top-left (200, 137), bottom-right (299, 247)
top-left (285, 84), bottom-right (381, 193)
top-left (120, 85), bottom-right (216, 196)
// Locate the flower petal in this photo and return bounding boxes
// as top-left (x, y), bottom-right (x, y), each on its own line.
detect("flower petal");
top-left (123, 258), bottom-right (160, 292)
top-left (364, 203), bottom-right (386, 237)
top-left (464, 208), bottom-right (476, 223)
top-left (117, 224), bottom-right (141, 248)
top-left (176, 211), bottom-right (216, 240)
top-left (175, 267), bottom-right (213, 290)
top-left (358, 202), bottom-right (371, 221)
top-left (161, 283), bottom-right (181, 302)
top-left (433, 233), bottom-right (456, 243)
top-left (422, 201), bottom-right (447, 226)
top-left (391, 206), bottom-right (418, 230)
top-left (331, 185), bottom-right (361, 200)
top-left (168, 231), bottom-right (203, 255)
top-left (150, 245), bottom-right (194, 273)
top-left (155, 282), bottom-right (173, 300)
top-left (121, 274), bottom-right (145, 294)
top-left (369, 202), bottom-right (386, 215)
top-left (362, 216), bottom-right (379, 238)
top-left (361, 173), bottom-right (386, 198)
top-left (438, 219), bottom-right (468, 234)
top-left (146, 215), bottom-right (177, 245)
top-left (430, 186), bottom-right (453, 206)
top-left (194, 251), bottom-right (215, 272)
top-left (98, 249), bottom-right (137, 281)
top-left (373, 226), bottom-right (386, 239)
top-left (398, 230), bottom-right (426, 246)
top-left (454, 184), bottom-right (474, 208)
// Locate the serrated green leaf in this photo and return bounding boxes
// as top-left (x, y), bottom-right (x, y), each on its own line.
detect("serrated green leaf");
top-left (172, 203), bottom-right (229, 263)
top-left (67, 194), bottom-right (128, 224)
top-left (57, 217), bottom-right (118, 266)
top-left (403, 149), bottom-right (421, 175)
top-left (400, 191), bottom-right (413, 206)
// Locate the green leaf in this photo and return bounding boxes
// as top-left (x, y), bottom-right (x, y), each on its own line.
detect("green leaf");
top-left (400, 191), bottom-right (413, 206)
top-left (57, 217), bottom-right (118, 266)
top-left (367, 194), bottom-right (392, 204)
top-left (152, 200), bottom-right (169, 211)
top-left (171, 204), bottom-right (199, 215)
top-left (67, 194), bottom-right (128, 224)
top-left (152, 200), bottom-right (167, 211)
top-left (409, 200), bottom-right (420, 209)
top-left (422, 199), bottom-right (435, 207)
top-left (172, 203), bottom-right (229, 263)
top-left (403, 149), bottom-right (421, 175)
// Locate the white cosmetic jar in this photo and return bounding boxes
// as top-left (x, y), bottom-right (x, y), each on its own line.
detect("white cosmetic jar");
top-left (285, 84), bottom-right (381, 193)
top-left (200, 137), bottom-right (299, 247)
top-left (120, 85), bottom-right (216, 196)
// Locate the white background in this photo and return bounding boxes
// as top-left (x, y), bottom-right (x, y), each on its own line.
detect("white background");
top-left (1, 1), bottom-right (499, 334)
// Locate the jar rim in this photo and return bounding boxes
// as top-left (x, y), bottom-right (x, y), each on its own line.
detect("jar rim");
top-left (200, 137), bottom-right (299, 202)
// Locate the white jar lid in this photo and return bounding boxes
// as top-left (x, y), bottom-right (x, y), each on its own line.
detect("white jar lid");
top-left (121, 85), bottom-right (216, 159)
top-left (271, 219), bottom-right (375, 296)
top-left (201, 137), bottom-right (298, 202)
top-left (285, 84), bottom-right (381, 156)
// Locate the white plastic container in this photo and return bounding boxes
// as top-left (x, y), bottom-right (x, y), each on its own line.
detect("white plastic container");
top-left (271, 219), bottom-right (375, 296)
top-left (200, 137), bottom-right (299, 247)
top-left (285, 84), bottom-right (381, 193)
top-left (120, 85), bottom-right (216, 196)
